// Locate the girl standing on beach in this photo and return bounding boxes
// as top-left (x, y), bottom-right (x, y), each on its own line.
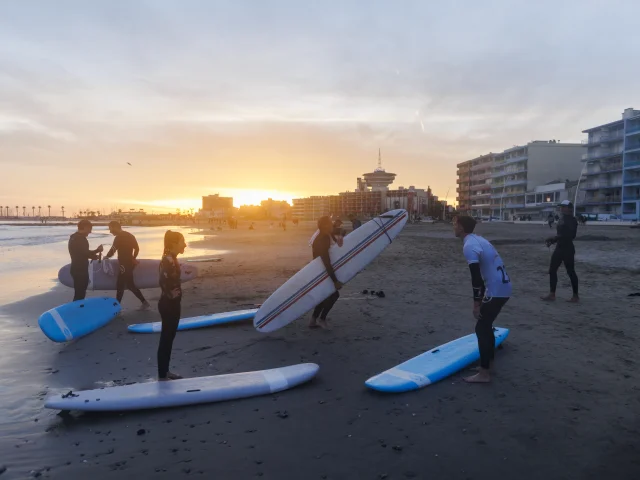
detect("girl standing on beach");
top-left (157, 230), bottom-right (187, 381)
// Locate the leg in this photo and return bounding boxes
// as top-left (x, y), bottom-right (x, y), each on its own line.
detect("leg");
top-left (541, 248), bottom-right (563, 301)
top-left (116, 267), bottom-right (126, 303)
top-left (464, 297), bottom-right (508, 384)
top-left (318, 291), bottom-right (340, 329)
top-left (563, 248), bottom-right (579, 302)
top-left (123, 265), bottom-right (148, 306)
top-left (157, 298), bottom-right (182, 380)
top-left (72, 273), bottom-right (89, 301)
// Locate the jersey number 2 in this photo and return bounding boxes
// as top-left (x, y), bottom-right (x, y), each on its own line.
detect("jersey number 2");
top-left (497, 265), bottom-right (511, 284)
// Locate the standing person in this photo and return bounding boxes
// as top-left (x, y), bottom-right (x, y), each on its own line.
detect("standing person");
top-left (454, 215), bottom-right (512, 383)
top-left (541, 200), bottom-right (579, 303)
top-left (309, 216), bottom-right (344, 330)
top-left (547, 212), bottom-right (554, 229)
top-left (68, 219), bottom-right (104, 301)
top-left (281, 213), bottom-right (287, 231)
top-left (104, 221), bottom-right (150, 309)
top-left (157, 230), bottom-right (187, 381)
top-left (349, 214), bottom-right (362, 231)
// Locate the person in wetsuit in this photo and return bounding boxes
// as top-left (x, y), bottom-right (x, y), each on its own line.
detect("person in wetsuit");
top-left (454, 215), bottom-right (512, 383)
top-left (541, 200), bottom-right (579, 303)
top-left (309, 216), bottom-right (344, 330)
top-left (104, 221), bottom-right (150, 309)
top-left (157, 230), bottom-right (187, 381)
top-left (68, 219), bottom-right (104, 301)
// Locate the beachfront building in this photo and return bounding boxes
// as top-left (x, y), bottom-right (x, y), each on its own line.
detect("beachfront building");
top-left (201, 194), bottom-right (234, 218)
top-left (580, 108), bottom-right (640, 220)
top-left (456, 160), bottom-right (471, 213)
top-left (292, 196), bottom-right (330, 221)
top-left (517, 180), bottom-right (579, 219)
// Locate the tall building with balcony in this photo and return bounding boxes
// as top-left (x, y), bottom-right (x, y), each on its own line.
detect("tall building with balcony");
top-left (456, 160), bottom-right (471, 213)
top-left (580, 108), bottom-right (640, 219)
top-left (468, 154), bottom-right (493, 217)
top-left (490, 140), bottom-right (584, 219)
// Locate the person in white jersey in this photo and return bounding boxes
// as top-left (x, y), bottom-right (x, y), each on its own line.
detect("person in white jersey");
top-left (454, 215), bottom-right (512, 383)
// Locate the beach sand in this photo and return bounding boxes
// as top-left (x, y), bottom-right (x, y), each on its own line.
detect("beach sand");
top-left (1, 220), bottom-right (639, 479)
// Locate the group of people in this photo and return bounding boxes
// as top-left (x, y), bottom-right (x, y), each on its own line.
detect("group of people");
top-left (67, 201), bottom-right (579, 384)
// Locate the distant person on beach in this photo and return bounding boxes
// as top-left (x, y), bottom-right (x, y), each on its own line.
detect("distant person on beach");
top-left (104, 221), bottom-right (150, 310)
top-left (157, 230), bottom-right (187, 381)
top-left (68, 219), bottom-right (104, 301)
top-left (282, 213), bottom-right (287, 231)
top-left (547, 213), bottom-right (554, 229)
top-left (309, 216), bottom-right (344, 330)
top-left (541, 200), bottom-right (579, 303)
top-left (454, 215), bottom-right (511, 383)
top-left (349, 214), bottom-right (362, 231)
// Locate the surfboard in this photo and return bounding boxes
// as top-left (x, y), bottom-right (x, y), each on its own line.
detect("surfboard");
top-left (254, 209), bottom-right (408, 333)
top-left (57, 259), bottom-right (198, 290)
top-left (365, 327), bottom-right (510, 392)
top-left (128, 308), bottom-right (258, 333)
top-left (186, 258), bottom-right (222, 263)
top-left (38, 297), bottom-right (121, 343)
top-left (44, 363), bottom-right (319, 411)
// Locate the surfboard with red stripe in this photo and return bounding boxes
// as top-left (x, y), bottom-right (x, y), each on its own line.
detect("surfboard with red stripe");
top-left (254, 209), bottom-right (408, 333)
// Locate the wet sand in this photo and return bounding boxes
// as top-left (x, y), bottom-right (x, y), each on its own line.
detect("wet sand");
top-left (1, 220), bottom-right (639, 479)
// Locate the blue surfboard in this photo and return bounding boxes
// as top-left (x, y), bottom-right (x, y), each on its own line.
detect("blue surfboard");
top-left (365, 327), bottom-right (510, 392)
top-left (38, 297), bottom-right (121, 343)
top-left (128, 309), bottom-right (258, 333)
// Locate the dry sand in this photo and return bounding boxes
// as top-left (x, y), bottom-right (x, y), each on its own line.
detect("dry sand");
top-left (1, 220), bottom-right (640, 479)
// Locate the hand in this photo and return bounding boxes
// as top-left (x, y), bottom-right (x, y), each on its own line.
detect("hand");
top-left (336, 236), bottom-right (344, 247)
top-left (170, 287), bottom-right (181, 298)
top-left (97, 244), bottom-right (104, 253)
top-left (334, 280), bottom-right (344, 291)
top-left (473, 302), bottom-right (480, 320)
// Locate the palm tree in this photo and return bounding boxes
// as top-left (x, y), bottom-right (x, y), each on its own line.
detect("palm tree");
top-left (38, 206), bottom-right (42, 217)
top-left (15, 206), bottom-right (19, 218)
top-left (61, 206), bottom-right (65, 218)
top-left (22, 206), bottom-right (26, 217)
top-left (47, 205), bottom-right (51, 217)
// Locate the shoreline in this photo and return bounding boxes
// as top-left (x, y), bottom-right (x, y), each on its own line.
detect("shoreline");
top-left (1, 221), bottom-right (639, 479)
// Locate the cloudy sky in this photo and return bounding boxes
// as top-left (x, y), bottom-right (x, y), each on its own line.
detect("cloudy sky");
top-left (1, 0), bottom-right (638, 214)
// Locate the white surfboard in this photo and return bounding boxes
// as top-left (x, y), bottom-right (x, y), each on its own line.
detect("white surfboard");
top-left (38, 297), bottom-right (121, 343)
top-left (128, 309), bottom-right (258, 333)
top-left (44, 363), bottom-right (319, 411)
top-left (58, 259), bottom-right (198, 290)
top-left (365, 327), bottom-right (510, 392)
top-left (254, 209), bottom-right (408, 333)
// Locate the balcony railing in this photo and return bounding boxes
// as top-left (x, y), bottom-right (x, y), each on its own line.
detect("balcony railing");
top-left (582, 131), bottom-right (625, 145)
top-left (626, 124), bottom-right (640, 135)
top-left (503, 154), bottom-right (528, 165)
top-left (584, 164), bottom-right (623, 175)
top-left (492, 167), bottom-right (527, 178)
top-left (582, 149), bottom-right (624, 161)
top-left (582, 182), bottom-right (623, 190)
top-left (583, 196), bottom-right (622, 204)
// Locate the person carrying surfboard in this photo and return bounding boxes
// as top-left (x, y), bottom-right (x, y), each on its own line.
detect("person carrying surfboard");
top-left (454, 215), bottom-right (512, 383)
top-left (104, 221), bottom-right (151, 310)
top-left (157, 230), bottom-right (187, 381)
top-left (309, 216), bottom-right (344, 330)
top-left (68, 219), bottom-right (103, 301)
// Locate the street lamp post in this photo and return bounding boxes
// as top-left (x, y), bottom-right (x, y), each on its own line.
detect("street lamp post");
top-left (573, 162), bottom-right (589, 217)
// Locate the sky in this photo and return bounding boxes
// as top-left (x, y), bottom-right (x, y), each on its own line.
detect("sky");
top-left (1, 0), bottom-right (639, 215)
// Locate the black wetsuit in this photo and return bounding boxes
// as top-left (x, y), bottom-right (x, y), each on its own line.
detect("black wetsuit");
top-left (312, 233), bottom-right (339, 320)
top-left (549, 214), bottom-right (579, 296)
top-left (157, 253), bottom-right (182, 379)
top-left (68, 232), bottom-right (100, 301)
top-left (105, 231), bottom-right (146, 304)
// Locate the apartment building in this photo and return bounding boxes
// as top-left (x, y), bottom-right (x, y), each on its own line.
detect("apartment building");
top-left (580, 108), bottom-right (640, 219)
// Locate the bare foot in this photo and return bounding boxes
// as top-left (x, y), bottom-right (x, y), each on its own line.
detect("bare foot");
top-left (159, 371), bottom-right (183, 381)
top-left (540, 294), bottom-right (556, 302)
top-left (309, 317), bottom-right (319, 329)
top-left (317, 318), bottom-right (332, 330)
top-left (140, 301), bottom-right (151, 311)
top-left (567, 296), bottom-right (579, 303)
top-left (463, 369), bottom-right (491, 383)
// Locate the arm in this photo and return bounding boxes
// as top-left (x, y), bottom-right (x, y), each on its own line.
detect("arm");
top-left (104, 237), bottom-right (117, 259)
top-left (317, 235), bottom-right (339, 283)
top-left (463, 242), bottom-right (485, 304)
top-left (133, 236), bottom-right (140, 260)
